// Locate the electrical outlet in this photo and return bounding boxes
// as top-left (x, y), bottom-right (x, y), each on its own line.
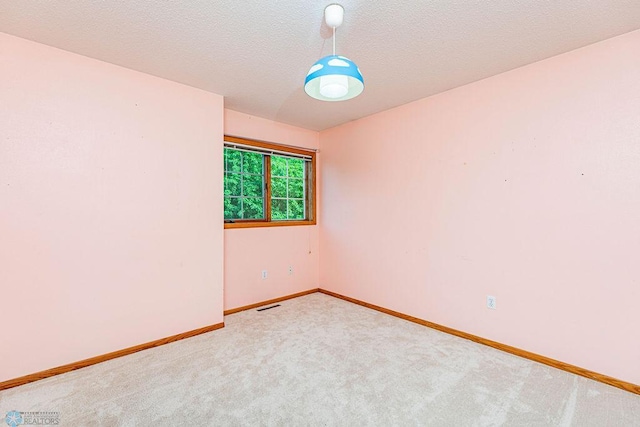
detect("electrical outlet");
top-left (261, 270), bottom-right (268, 280)
top-left (288, 266), bottom-right (293, 275)
top-left (487, 295), bottom-right (497, 310)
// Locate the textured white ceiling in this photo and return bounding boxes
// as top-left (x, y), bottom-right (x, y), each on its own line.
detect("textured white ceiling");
top-left (2, 1), bottom-right (640, 131)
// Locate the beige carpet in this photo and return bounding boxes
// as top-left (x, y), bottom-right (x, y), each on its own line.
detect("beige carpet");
top-left (1, 293), bottom-right (639, 426)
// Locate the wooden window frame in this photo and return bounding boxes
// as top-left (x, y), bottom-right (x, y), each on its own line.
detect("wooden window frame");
top-left (224, 135), bottom-right (316, 229)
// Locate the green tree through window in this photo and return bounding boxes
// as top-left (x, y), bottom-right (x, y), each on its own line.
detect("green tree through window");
top-left (223, 136), bottom-right (315, 227)
top-left (224, 149), bottom-right (264, 220)
top-left (271, 156), bottom-right (305, 220)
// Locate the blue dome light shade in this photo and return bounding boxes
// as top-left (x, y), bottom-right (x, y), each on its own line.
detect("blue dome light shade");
top-left (304, 55), bottom-right (364, 102)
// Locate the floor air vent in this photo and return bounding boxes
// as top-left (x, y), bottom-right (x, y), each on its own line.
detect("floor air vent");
top-left (257, 304), bottom-right (281, 312)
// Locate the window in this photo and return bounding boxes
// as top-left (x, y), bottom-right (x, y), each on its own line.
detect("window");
top-left (224, 136), bottom-right (316, 228)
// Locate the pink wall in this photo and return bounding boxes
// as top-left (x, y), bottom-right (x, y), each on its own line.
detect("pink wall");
top-left (0, 33), bottom-right (225, 382)
top-left (223, 110), bottom-right (320, 310)
top-left (319, 29), bottom-right (640, 385)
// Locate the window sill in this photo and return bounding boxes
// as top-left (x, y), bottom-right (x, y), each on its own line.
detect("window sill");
top-left (224, 220), bottom-right (316, 229)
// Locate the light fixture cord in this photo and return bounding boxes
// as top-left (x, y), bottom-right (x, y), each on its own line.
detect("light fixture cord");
top-left (332, 26), bottom-right (336, 56)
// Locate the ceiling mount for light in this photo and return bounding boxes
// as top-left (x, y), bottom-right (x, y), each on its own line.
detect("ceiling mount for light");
top-left (304, 4), bottom-right (364, 102)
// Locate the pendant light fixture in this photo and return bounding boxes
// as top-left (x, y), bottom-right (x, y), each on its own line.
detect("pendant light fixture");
top-left (304, 4), bottom-right (364, 101)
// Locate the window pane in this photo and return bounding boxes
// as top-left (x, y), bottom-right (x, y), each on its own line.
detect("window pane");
top-left (288, 159), bottom-right (304, 178)
top-left (224, 147), bottom-right (266, 220)
top-left (272, 199), bottom-right (287, 220)
top-left (271, 156), bottom-right (287, 177)
top-left (271, 177), bottom-right (287, 198)
top-left (242, 198), bottom-right (264, 219)
top-left (224, 173), bottom-right (241, 197)
top-left (242, 152), bottom-right (263, 175)
top-left (271, 158), bottom-right (306, 220)
top-left (224, 148), bottom-right (242, 173)
top-left (242, 174), bottom-right (263, 197)
top-left (288, 199), bottom-right (304, 219)
top-left (224, 197), bottom-right (241, 219)
top-left (288, 178), bottom-right (304, 198)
